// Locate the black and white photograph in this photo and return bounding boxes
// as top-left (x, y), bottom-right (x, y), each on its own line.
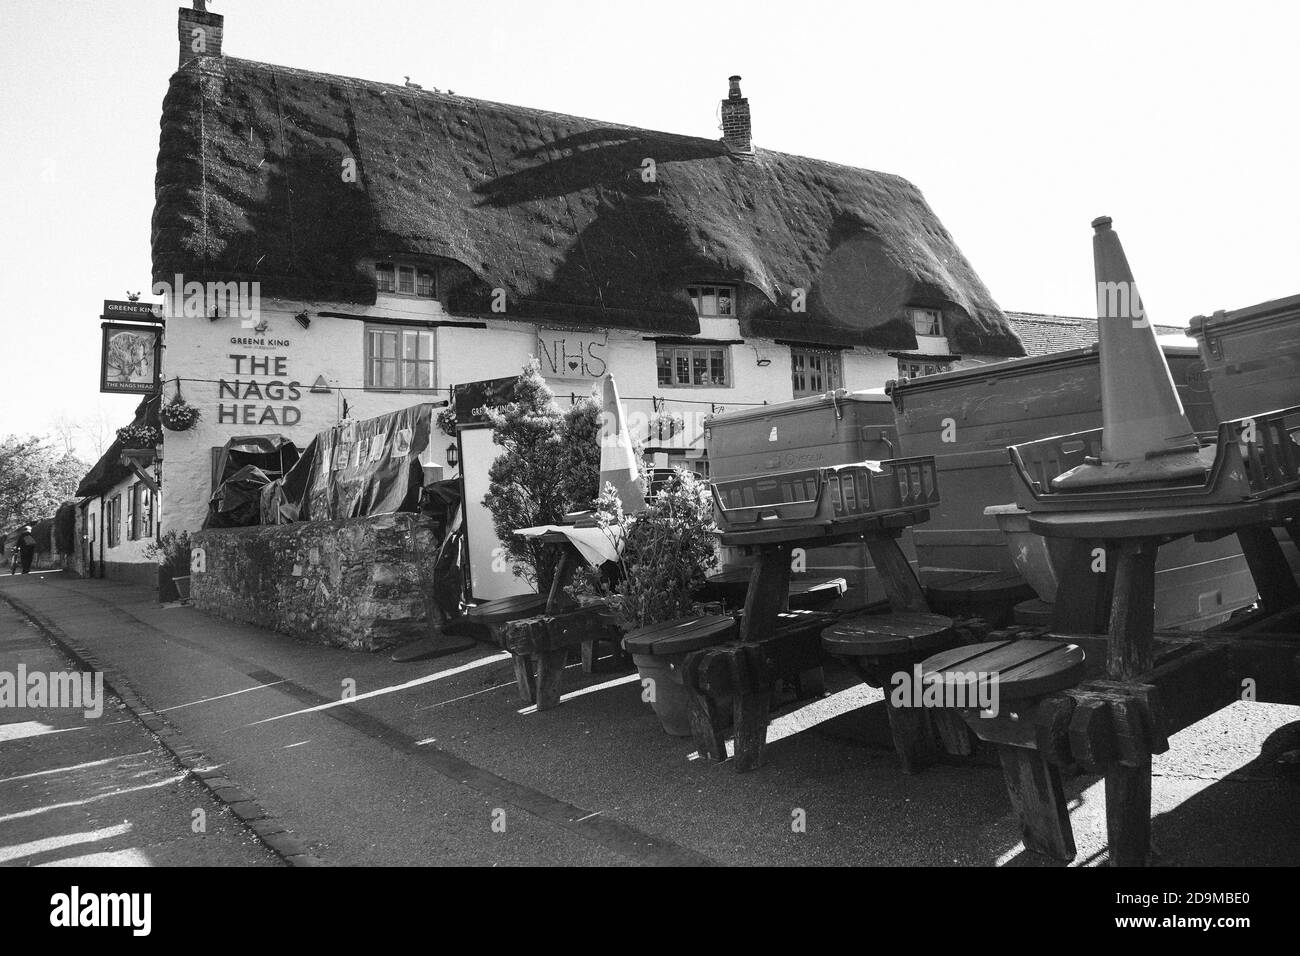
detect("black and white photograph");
top-left (0, 0), bottom-right (1296, 927)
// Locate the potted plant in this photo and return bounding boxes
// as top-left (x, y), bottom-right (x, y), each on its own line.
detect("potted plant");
top-left (116, 423), bottom-right (163, 451)
top-left (575, 470), bottom-right (720, 734)
top-left (160, 381), bottom-right (202, 431)
top-left (145, 529), bottom-right (192, 602)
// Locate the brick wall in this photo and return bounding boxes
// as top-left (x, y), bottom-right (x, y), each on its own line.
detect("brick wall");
top-left (191, 513), bottom-right (440, 651)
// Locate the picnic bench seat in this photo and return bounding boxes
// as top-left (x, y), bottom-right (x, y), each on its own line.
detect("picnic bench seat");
top-left (921, 569), bottom-right (1037, 628)
top-left (822, 611), bottom-right (967, 773)
top-left (679, 610), bottom-right (838, 770)
top-left (496, 604), bottom-right (626, 709)
top-left (921, 639), bottom-right (1088, 860)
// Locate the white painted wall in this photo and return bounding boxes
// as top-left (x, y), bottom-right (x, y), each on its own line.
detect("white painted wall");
top-left (87, 471), bottom-right (157, 572)
top-left (159, 286), bottom-right (1019, 605)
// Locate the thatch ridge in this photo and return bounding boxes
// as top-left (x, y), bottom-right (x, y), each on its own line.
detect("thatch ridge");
top-left (153, 56), bottom-right (1023, 354)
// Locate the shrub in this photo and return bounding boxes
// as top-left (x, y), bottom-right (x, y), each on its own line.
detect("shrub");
top-left (582, 470), bottom-right (719, 631)
top-left (144, 529), bottom-right (192, 575)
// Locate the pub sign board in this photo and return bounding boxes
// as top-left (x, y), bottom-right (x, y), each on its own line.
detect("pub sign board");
top-left (452, 376), bottom-right (520, 428)
top-left (100, 322), bottom-right (162, 394)
top-left (102, 299), bottom-right (165, 323)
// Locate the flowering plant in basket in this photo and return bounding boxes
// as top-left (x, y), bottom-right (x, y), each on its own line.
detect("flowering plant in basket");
top-left (161, 396), bottom-right (202, 431)
top-left (116, 423), bottom-right (163, 448)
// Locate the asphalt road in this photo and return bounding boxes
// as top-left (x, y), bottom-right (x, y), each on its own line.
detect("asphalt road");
top-left (0, 591), bottom-right (279, 867)
top-left (2, 571), bottom-right (1297, 866)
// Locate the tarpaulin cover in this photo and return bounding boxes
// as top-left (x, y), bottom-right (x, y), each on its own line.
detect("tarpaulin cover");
top-left (422, 478), bottom-right (466, 623)
top-left (279, 403), bottom-right (437, 522)
top-left (203, 465), bottom-right (274, 529)
top-left (211, 435), bottom-right (299, 490)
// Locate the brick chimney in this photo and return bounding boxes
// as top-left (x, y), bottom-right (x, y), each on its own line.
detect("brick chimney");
top-left (720, 75), bottom-right (752, 154)
top-left (178, 3), bottom-right (223, 70)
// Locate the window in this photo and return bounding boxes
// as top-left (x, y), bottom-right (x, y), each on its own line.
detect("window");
top-left (125, 489), bottom-right (135, 542)
top-left (107, 495), bottom-right (121, 548)
top-left (366, 326), bottom-right (435, 390)
top-left (687, 285), bottom-right (734, 318)
top-left (897, 359), bottom-right (952, 380)
top-left (376, 261), bottom-right (437, 298)
top-left (656, 345), bottom-right (730, 388)
top-left (132, 482), bottom-right (153, 540)
top-left (909, 308), bottom-right (944, 337)
top-left (791, 348), bottom-right (842, 397)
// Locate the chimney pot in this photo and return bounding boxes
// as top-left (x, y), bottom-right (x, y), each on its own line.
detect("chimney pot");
top-left (720, 75), bottom-right (752, 154)
top-left (1091, 215), bottom-right (1114, 232)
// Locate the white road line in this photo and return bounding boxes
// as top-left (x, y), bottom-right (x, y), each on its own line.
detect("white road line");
top-left (0, 822), bottom-right (134, 865)
top-left (157, 680), bottom-right (287, 713)
top-left (0, 751), bottom-right (153, 785)
top-left (243, 652), bottom-right (511, 726)
top-left (517, 673), bottom-right (641, 715)
top-left (0, 773), bottom-right (187, 824)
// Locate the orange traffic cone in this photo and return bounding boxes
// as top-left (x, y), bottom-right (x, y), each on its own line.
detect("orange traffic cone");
top-left (1052, 216), bottom-right (1208, 490)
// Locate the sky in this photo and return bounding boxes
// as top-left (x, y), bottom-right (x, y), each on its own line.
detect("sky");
top-left (2, 0), bottom-right (1297, 459)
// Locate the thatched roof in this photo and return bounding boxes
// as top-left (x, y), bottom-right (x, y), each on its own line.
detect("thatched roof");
top-left (76, 396), bottom-right (160, 499)
top-left (153, 56), bottom-right (1023, 354)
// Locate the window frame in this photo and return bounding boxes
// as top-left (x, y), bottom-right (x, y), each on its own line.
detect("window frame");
top-left (107, 495), bottom-right (121, 549)
top-left (897, 359), bottom-right (952, 380)
top-left (909, 307), bottom-right (944, 337)
top-left (655, 344), bottom-right (732, 389)
top-left (790, 347), bottom-right (843, 398)
top-left (133, 481), bottom-right (153, 540)
top-left (375, 261), bottom-right (438, 300)
top-left (364, 324), bottom-right (437, 392)
top-left (686, 284), bottom-right (736, 318)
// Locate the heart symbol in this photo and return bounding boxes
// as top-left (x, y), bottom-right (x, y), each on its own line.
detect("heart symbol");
top-left (568, 360), bottom-right (579, 371)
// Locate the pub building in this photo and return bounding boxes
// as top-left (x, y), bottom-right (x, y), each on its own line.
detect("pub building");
top-left (85, 3), bottom-right (1060, 589)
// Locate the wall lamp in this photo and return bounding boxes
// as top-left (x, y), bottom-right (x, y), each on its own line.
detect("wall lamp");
top-left (294, 310), bottom-right (312, 329)
top-left (446, 443), bottom-right (459, 468)
top-left (752, 346), bottom-right (772, 367)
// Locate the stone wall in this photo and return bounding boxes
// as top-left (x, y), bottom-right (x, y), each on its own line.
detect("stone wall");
top-left (191, 512), bottom-right (439, 651)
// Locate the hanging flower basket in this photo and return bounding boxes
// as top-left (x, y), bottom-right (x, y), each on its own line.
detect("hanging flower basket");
top-left (161, 397), bottom-right (202, 431)
top-left (160, 380), bottom-right (202, 432)
top-left (117, 423), bottom-right (163, 448)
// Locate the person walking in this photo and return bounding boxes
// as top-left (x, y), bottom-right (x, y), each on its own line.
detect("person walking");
top-left (17, 525), bottom-right (37, 574)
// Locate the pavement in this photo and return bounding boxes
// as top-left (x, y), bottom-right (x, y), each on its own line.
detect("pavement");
top-left (1, 570), bottom-right (1297, 867)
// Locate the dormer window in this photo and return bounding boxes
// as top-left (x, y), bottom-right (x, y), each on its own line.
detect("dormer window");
top-left (909, 307), bottom-right (944, 337)
top-left (376, 261), bottom-right (437, 298)
top-left (688, 285), bottom-right (734, 317)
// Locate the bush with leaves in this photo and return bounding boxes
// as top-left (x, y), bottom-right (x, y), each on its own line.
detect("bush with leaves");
top-left (143, 529), bottom-right (192, 575)
top-left (579, 470), bottom-right (719, 632)
top-left (483, 361), bottom-right (620, 593)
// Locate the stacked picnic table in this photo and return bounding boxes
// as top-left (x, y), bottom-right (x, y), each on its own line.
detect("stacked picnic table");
top-left (918, 408), bottom-right (1300, 865)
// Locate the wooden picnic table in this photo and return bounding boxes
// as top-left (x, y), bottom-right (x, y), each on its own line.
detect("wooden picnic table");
top-left (473, 527), bottom-right (623, 709)
top-left (1018, 490), bottom-right (1300, 865)
top-left (681, 509), bottom-right (932, 771)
